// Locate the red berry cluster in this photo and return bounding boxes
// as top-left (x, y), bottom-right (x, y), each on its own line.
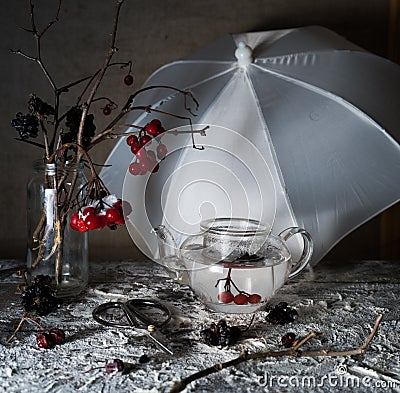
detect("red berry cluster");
top-left (217, 290), bottom-right (261, 305)
top-left (36, 328), bottom-right (65, 349)
top-left (69, 196), bottom-right (125, 232)
top-left (216, 267), bottom-right (262, 305)
top-left (127, 119), bottom-right (168, 176)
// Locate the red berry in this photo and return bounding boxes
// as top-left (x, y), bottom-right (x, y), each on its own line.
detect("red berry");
top-left (129, 162), bottom-right (141, 175)
top-left (248, 293), bottom-right (262, 304)
top-left (105, 208), bottom-right (123, 225)
top-left (135, 147), bottom-right (148, 160)
top-left (126, 135), bottom-right (139, 147)
top-left (77, 218), bottom-right (88, 232)
top-left (99, 215), bottom-right (109, 228)
top-left (131, 145), bottom-right (140, 155)
top-left (139, 158), bottom-right (151, 173)
top-left (70, 213), bottom-right (80, 231)
top-left (83, 206), bottom-right (95, 216)
top-left (150, 119), bottom-right (162, 128)
top-left (156, 143), bottom-right (168, 159)
top-left (145, 122), bottom-right (160, 137)
top-left (113, 199), bottom-right (123, 210)
top-left (147, 150), bottom-right (157, 163)
top-left (124, 74), bottom-right (134, 86)
top-left (84, 213), bottom-right (101, 230)
top-left (103, 106), bottom-right (112, 116)
top-left (217, 291), bottom-right (234, 304)
top-left (49, 328), bottom-right (65, 345)
top-left (281, 332), bottom-right (296, 348)
top-left (37, 332), bottom-right (55, 349)
top-left (140, 135), bottom-right (152, 147)
top-left (233, 293), bottom-right (248, 305)
top-left (157, 128), bottom-right (165, 136)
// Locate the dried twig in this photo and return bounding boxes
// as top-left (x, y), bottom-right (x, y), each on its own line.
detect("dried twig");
top-left (6, 313), bottom-right (44, 344)
top-left (169, 315), bottom-right (383, 393)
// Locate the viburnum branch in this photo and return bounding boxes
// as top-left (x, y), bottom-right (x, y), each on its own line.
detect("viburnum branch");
top-left (100, 85), bottom-right (199, 137)
top-left (28, 0), bottom-right (58, 92)
top-left (36, 0), bottom-right (61, 38)
top-left (76, 0), bottom-right (125, 148)
top-left (6, 313), bottom-right (45, 344)
top-left (48, 142), bottom-right (99, 180)
top-left (169, 315), bottom-right (383, 393)
top-left (88, 86), bottom-right (203, 150)
top-left (74, 61), bottom-right (131, 105)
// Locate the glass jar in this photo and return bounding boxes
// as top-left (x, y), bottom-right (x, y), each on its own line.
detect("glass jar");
top-left (26, 160), bottom-right (88, 297)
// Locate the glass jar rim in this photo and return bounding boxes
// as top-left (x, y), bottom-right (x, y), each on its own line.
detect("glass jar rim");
top-left (200, 217), bottom-right (270, 237)
top-left (32, 158), bottom-right (84, 171)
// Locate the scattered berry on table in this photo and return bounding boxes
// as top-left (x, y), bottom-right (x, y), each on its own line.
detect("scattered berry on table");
top-left (36, 332), bottom-right (55, 349)
top-left (200, 319), bottom-right (242, 347)
top-left (106, 359), bottom-right (125, 374)
top-left (266, 302), bottom-right (298, 324)
top-left (48, 328), bottom-right (65, 345)
top-left (281, 332), bottom-right (296, 348)
top-left (138, 354), bottom-right (150, 364)
top-left (36, 328), bottom-right (65, 349)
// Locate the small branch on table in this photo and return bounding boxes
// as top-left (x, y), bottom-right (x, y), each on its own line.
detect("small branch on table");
top-left (169, 315), bottom-right (383, 393)
top-left (6, 313), bottom-right (45, 344)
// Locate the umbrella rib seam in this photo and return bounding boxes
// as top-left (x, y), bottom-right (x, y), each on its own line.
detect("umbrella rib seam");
top-left (243, 69), bottom-right (299, 233)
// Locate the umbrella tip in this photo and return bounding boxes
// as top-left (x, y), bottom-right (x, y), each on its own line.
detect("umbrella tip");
top-left (235, 42), bottom-right (253, 66)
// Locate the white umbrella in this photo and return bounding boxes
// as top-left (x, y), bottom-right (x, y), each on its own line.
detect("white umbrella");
top-left (101, 26), bottom-right (400, 265)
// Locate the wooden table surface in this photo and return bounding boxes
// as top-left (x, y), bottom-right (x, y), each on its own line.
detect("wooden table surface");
top-left (0, 259), bottom-right (399, 393)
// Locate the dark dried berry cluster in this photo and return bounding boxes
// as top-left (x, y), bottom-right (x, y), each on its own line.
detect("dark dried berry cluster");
top-left (138, 354), bottom-right (150, 364)
top-left (28, 94), bottom-right (55, 117)
top-left (266, 302), bottom-right (298, 325)
top-left (11, 112), bottom-right (39, 139)
top-left (62, 106), bottom-right (96, 147)
top-left (21, 275), bottom-right (59, 316)
top-left (200, 319), bottom-right (242, 347)
top-left (36, 328), bottom-right (65, 349)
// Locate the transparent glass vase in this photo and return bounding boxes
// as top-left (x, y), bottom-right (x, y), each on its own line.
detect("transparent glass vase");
top-left (26, 160), bottom-right (88, 297)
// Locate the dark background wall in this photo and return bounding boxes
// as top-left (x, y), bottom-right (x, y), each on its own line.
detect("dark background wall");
top-left (1, 0), bottom-right (398, 262)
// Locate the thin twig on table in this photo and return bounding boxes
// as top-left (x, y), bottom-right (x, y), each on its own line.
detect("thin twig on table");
top-left (169, 315), bottom-right (383, 393)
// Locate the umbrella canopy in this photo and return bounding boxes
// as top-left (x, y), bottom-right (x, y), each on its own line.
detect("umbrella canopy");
top-left (101, 26), bottom-right (400, 265)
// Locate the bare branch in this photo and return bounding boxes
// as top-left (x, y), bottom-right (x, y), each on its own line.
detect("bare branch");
top-left (38, 0), bottom-right (61, 37)
top-left (77, 0), bottom-right (125, 147)
top-left (169, 315), bottom-right (383, 393)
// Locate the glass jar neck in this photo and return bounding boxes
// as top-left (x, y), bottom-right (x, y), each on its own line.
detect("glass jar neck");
top-left (32, 159), bottom-right (83, 175)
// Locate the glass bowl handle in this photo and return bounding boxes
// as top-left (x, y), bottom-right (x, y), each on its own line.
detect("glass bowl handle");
top-left (278, 227), bottom-right (313, 279)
